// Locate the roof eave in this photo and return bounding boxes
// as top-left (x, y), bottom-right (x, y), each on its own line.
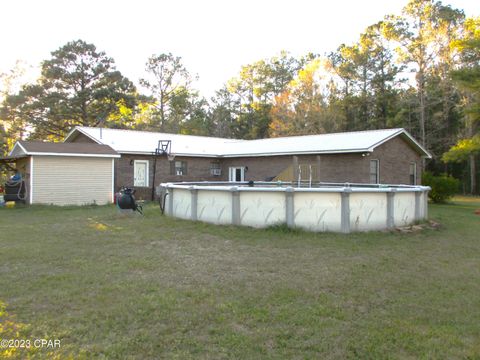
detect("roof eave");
top-left (221, 149), bottom-right (369, 158)
top-left (26, 152), bottom-right (120, 158)
top-left (8, 141), bottom-right (28, 157)
top-left (116, 149), bottom-right (370, 158)
top-left (64, 127), bottom-right (103, 144)
top-left (0, 155), bottom-right (28, 161)
top-left (368, 129), bottom-right (432, 158)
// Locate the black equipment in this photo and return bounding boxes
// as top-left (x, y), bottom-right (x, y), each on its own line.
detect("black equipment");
top-left (4, 179), bottom-right (26, 203)
top-left (116, 187), bottom-right (143, 215)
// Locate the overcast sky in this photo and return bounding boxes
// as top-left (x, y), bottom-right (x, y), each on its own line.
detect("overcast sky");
top-left (1, 0), bottom-right (478, 97)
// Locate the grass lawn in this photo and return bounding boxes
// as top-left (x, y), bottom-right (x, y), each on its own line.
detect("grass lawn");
top-left (0, 197), bottom-right (479, 359)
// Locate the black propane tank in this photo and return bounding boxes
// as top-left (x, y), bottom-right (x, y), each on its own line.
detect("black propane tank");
top-left (116, 187), bottom-right (143, 215)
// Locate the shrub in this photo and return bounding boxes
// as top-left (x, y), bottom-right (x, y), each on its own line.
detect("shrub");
top-left (422, 171), bottom-right (460, 203)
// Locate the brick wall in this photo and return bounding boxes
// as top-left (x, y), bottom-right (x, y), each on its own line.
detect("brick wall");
top-left (70, 132), bottom-right (423, 199)
top-left (115, 155), bottom-right (222, 200)
top-left (371, 135), bottom-right (422, 185)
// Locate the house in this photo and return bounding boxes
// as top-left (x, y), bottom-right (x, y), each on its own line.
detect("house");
top-left (63, 127), bottom-right (431, 200)
top-left (2, 141), bottom-right (119, 205)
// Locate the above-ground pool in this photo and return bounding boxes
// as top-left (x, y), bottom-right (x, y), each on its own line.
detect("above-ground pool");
top-left (157, 182), bottom-right (430, 233)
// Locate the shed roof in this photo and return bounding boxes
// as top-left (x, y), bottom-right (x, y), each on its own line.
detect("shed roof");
top-left (65, 127), bottom-right (431, 158)
top-left (9, 141), bottom-right (120, 158)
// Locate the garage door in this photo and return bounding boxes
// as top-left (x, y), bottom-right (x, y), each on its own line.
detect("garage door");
top-left (31, 156), bottom-right (113, 205)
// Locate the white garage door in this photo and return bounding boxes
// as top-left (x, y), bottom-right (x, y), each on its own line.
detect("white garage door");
top-left (31, 156), bottom-right (113, 205)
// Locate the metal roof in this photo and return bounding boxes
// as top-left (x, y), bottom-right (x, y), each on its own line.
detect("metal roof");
top-left (64, 126), bottom-right (431, 158)
top-left (9, 141), bottom-right (120, 158)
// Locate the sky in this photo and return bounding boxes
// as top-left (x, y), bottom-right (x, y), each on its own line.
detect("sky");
top-left (1, 0), bottom-right (478, 98)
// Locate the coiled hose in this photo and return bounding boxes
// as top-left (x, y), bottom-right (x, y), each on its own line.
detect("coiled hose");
top-left (5, 179), bottom-right (26, 201)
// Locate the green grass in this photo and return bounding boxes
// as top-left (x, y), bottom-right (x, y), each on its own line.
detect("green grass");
top-left (1, 197), bottom-right (480, 359)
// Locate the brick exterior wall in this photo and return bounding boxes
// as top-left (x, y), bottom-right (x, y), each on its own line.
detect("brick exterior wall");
top-left (371, 135), bottom-right (422, 185)
top-left (70, 132), bottom-right (423, 200)
top-left (115, 155), bottom-right (222, 200)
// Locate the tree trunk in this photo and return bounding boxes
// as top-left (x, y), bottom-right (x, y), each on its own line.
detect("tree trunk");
top-left (417, 66), bottom-right (427, 171)
top-left (470, 154), bottom-right (477, 195)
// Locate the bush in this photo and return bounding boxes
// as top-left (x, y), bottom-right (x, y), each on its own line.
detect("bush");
top-left (422, 171), bottom-right (460, 203)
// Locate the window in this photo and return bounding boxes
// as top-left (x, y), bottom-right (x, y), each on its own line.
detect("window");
top-left (210, 162), bottom-right (221, 176)
top-left (370, 159), bottom-right (379, 184)
top-left (134, 160), bottom-right (149, 187)
top-left (170, 161), bottom-right (187, 176)
top-left (409, 162), bottom-right (417, 185)
top-left (229, 167), bottom-right (245, 182)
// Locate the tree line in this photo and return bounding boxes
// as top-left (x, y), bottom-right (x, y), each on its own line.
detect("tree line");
top-left (0, 0), bottom-right (478, 193)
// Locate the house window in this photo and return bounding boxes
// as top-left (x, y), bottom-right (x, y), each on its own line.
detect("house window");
top-left (370, 159), bottom-right (379, 184)
top-left (210, 162), bottom-right (221, 176)
top-left (409, 162), bottom-right (417, 185)
top-left (229, 167), bottom-right (245, 182)
top-left (134, 160), bottom-right (149, 187)
top-left (170, 161), bottom-right (187, 176)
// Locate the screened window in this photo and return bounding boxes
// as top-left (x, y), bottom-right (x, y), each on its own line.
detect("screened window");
top-left (210, 162), bottom-right (221, 176)
top-left (409, 162), bottom-right (417, 185)
top-left (170, 161), bottom-right (187, 176)
top-left (370, 159), bottom-right (379, 184)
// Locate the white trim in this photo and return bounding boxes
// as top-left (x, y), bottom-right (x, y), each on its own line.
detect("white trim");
top-left (25, 152), bottom-right (120, 158)
top-left (116, 149), bottom-right (368, 158)
top-left (117, 150), bottom-right (219, 158)
top-left (29, 156), bottom-right (34, 204)
top-left (368, 129), bottom-right (432, 158)
top-left (229, 167), bottom-right (245, 182)
top-left (111, 158), bottom-right (115, 203)
top-left (221, 149), bottom-right (368, 158)
top-left (134, 160), bottom-right (149, 187)
top-left (8, 142), bottom-right (28, 157)
top-left (64, 127), bottom-right (104, 144)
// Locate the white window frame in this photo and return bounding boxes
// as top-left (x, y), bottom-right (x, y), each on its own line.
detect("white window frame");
top-left (134, 160), bottom-right (149, 187)
top-left (370, 159), bottom-right (379, 184)
top-left (229, 167), bottom-right (245, 182)
top-left (175, 161), bottom-right (186, 176)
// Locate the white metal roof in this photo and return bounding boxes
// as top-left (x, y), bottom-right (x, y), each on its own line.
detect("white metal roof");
top-left (64, 126), bottom-right (431, 158)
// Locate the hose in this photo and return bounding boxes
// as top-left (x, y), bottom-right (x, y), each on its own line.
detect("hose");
top-left (5, 179), bottom-right (26, 201)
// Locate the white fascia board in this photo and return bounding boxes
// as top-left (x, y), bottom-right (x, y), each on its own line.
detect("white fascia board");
top-left (368, 129), bottom-right (432, 158)
top-left (118, 149), bottom-right (368, 158)
top-left (221, 149), bottom-right (368, 158)
top-left (400, 131), bottom-right (432, 158)
top-left (28, 152), bottom-right (121, 158)
top-left (63, 127), bottom-right (103, 144)
top-left (117, 150), bottom-right (220, 158)
top-left (8, 142), bottom-right (28, 157)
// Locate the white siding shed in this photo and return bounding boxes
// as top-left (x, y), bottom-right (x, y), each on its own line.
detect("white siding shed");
top-left (8, 141), bottom-right (119, 206)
